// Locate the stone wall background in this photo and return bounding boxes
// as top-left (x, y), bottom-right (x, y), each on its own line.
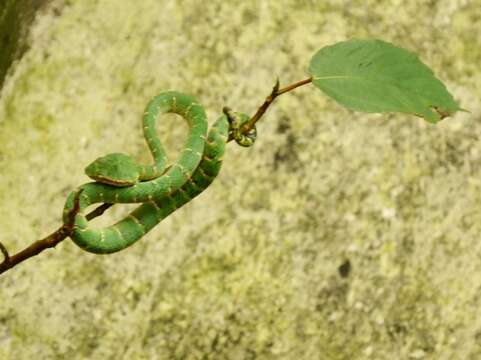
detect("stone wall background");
top-left (0, 0), bottom-right (50, 89)
top-left (0, 1), bottom-right (480, 359)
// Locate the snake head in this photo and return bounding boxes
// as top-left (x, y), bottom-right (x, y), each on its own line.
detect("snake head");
top-left (85, 152), bottom-right (140, 187)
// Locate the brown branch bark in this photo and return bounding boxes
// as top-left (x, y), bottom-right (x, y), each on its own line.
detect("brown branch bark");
top-left (227, 77), bottom-right (312, 142)
top-left (0, 191), bottom-right (112, 276)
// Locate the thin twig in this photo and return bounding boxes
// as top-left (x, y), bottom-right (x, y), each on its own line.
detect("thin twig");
top-left (0, 191), bottom-right (110, 276)
top-left (86, 203), bottom-right (113, 221)
top-left (0, 241), bottom-right (9, 264)
top-left (227, 76), bottom-right (313, 142)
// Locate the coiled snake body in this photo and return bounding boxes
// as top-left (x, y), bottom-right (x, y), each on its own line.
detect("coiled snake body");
top-left (63, 91), bottom-right (255, 254)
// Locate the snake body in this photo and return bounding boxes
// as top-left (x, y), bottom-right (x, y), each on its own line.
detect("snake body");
top-left (63, 91), bottom-right (255, 254)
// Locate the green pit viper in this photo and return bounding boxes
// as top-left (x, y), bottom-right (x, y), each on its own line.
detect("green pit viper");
top-left (63, 91), bottom-right (256, 254)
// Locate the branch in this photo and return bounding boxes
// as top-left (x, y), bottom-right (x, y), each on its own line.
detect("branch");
top-left (0, 78), bottom-right (313, 276)
top-left (0, 191), bottom-right (112, 276)
top-left (227, 76), bottom-right (312, 142)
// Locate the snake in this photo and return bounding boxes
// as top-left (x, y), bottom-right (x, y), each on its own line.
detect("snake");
top-left (62, 91), bottom-right (256, 254)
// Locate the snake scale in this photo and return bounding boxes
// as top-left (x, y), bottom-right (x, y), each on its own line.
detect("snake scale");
top-left (63, 91), bottom-right (256, 254)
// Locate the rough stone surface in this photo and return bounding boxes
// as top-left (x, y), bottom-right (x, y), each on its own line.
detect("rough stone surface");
top-left (0, 1), bottom-right (479, 359)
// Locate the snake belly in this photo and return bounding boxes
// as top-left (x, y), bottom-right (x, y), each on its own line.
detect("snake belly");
top-left (62, 92), bottom-right (232, 254)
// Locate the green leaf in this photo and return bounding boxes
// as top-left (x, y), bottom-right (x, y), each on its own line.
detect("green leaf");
top-left (308, 39), bottom-right (466, 123)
